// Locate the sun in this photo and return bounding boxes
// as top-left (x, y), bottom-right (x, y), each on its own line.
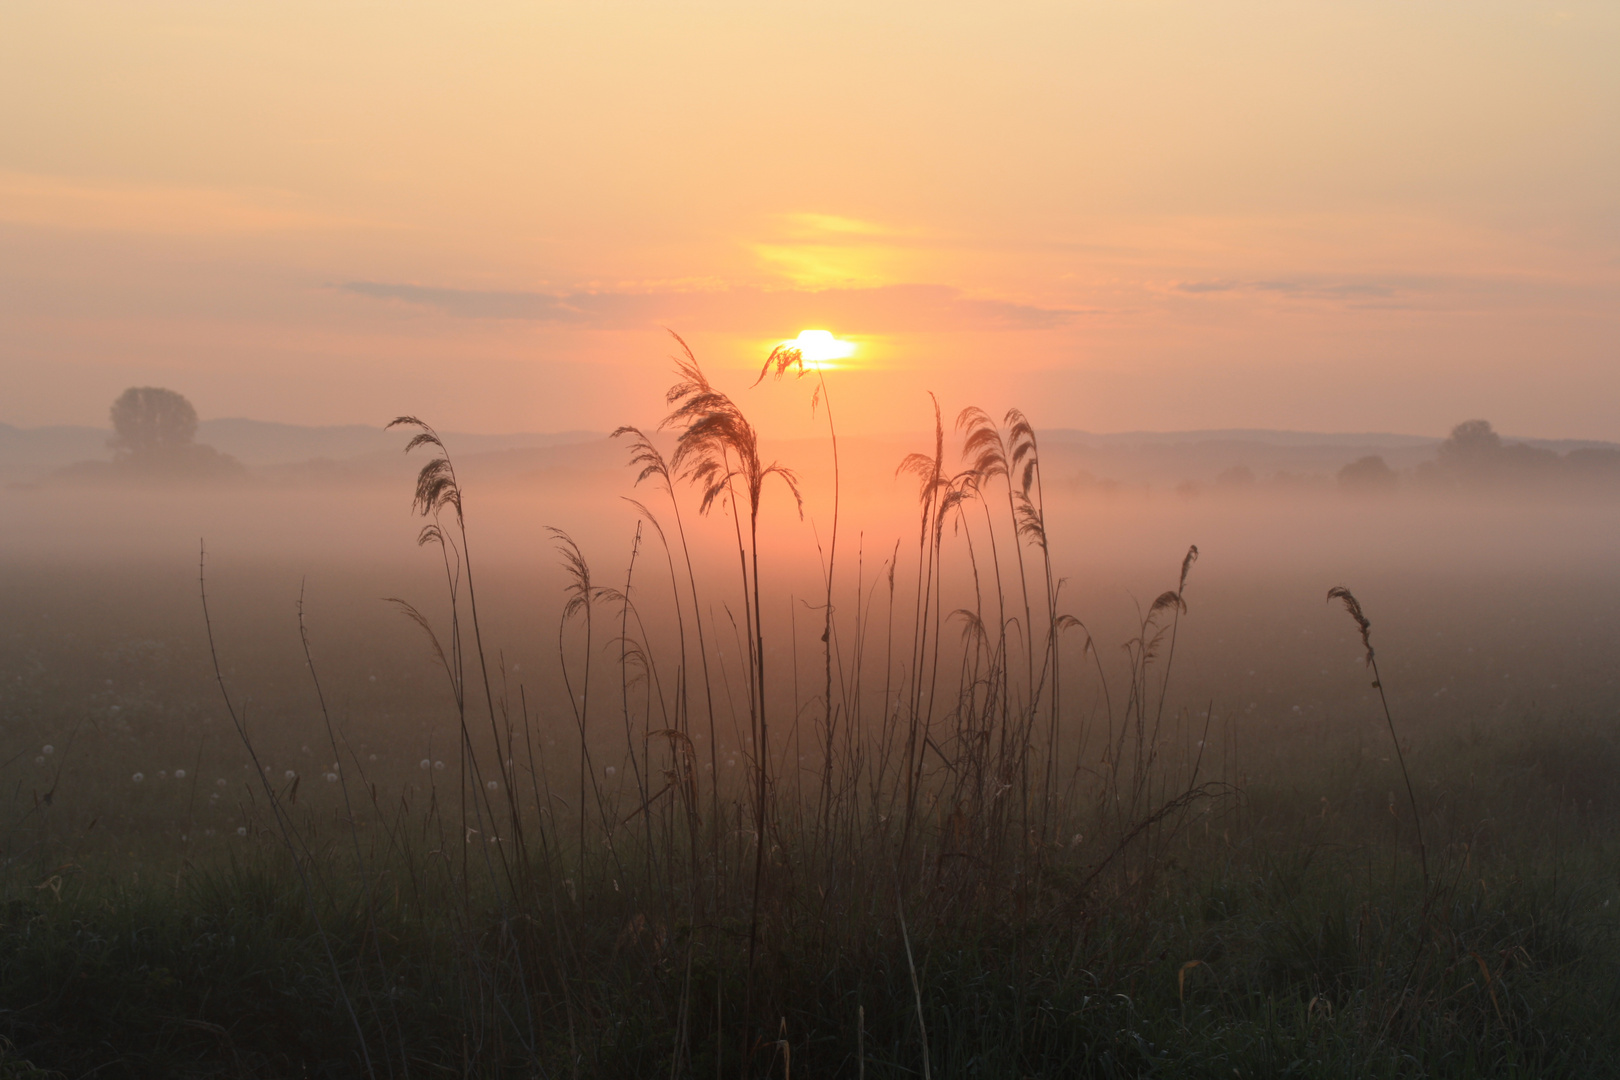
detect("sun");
top-left (784, 329), bottom-right (857, 367)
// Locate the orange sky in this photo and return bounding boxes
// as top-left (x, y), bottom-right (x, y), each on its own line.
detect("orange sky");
top-left (3, 2), bottom-right (1617, 439)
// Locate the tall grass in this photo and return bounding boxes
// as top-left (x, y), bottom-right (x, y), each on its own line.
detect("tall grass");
top-left (384, 345), bottom-right (1226, 1074)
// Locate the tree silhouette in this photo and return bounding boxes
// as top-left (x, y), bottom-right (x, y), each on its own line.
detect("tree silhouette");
top-left (1436, 418), bottom-right (1504, 476)
top-left (1436, 418), bottom-right (1561, 486)
top-left (1338, 454), bottom-right (1397, 492)
top-left (109, 387), bottom-right (198, 457)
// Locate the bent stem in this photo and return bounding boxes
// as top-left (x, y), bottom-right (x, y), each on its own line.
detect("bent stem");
top-left (1328, 585), bottom-right (1427, 887)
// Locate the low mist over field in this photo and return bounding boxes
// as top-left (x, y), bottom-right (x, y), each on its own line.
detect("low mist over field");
top-left (8, 419), bottom-right (1620, 824)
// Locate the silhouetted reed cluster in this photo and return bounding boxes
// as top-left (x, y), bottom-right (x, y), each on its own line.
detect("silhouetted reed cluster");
top-left (196, 338), bottom-right (1232, 1076)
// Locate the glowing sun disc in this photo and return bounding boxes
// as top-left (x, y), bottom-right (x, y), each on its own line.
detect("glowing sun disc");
top-left (787, 329), bottom-right (856, 364)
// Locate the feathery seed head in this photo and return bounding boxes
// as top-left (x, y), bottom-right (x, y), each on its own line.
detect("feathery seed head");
top-left (1327, 585), bottom-right (1375, 666)
top-left (388, 417), bottom-right (462, 522)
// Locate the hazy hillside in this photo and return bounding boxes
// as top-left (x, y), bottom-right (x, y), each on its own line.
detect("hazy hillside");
top-left (6, 418), bottom-right (1618, 492)
top-left (0, 423), bottom-right (110, 480)
top-left (0, 420), bottom-right (607, 484)
top-left (196, 419), bottom-right (603, 467)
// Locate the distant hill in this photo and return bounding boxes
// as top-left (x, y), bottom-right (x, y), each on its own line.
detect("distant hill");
top-left (0, 423), bottom-right (110, 481)
top-left (0, 421), bottom-right (607, 484)
top-left (1039, 428), bottom-right (1439, 449)
top-left (4, 419), bottom-right (1617, 490)
top-left (195, 419), bottom-right (603, 467)
top-left (1019, 429), bottom-right (1620, 491)
top-left (1033, 429), bottom-right (1445, 488)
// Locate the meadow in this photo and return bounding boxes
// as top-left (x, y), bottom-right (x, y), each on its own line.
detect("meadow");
top-left (3, 352), bottom-right (1619, 1078)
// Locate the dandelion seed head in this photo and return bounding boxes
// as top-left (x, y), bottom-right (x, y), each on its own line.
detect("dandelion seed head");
top-left (174, 769), bottom-right (186, 780)
top-left (433, 761), bottom-right (445, 771)
top-left (216, 778), bottom-right (227, 787)
top-left (605, 766), bottom-right (617, 776)
top-left (41, 745), bottom-right (53, 755)
top-left (419, 759), bottom-right (431, 770)
top-left (132, 772), bottom-right (144, 783)
top-left (237, 826), bottom-right (247, 836)
top-left (325, 773), bottom-right (338, 783)
top-left (486, 780), bottom-right (498, 791)
top-left (284, 770), bottom-right (296, 780)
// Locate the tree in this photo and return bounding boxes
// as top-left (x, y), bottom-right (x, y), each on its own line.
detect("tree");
top-left (1436, 419), bottom-right (1501, 477)
top-left (1338, 454), bottom-right (1397, 493)
top-left (1436, 418), bottom-right (1561, 487)
top-left (109, 387), bottom-right (198, 457)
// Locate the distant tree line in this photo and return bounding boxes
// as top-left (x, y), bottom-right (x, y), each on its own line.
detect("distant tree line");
top-left (1339, 420), bottom-right (1620, 495)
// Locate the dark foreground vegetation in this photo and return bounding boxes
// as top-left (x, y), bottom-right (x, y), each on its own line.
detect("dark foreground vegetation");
top-left (4, 344), bottom-right (1619, 1078)
top-left (6, 727), bottom-right (1620, 1079)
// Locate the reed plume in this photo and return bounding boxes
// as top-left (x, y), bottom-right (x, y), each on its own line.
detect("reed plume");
top-left (1328, 585), bottom-right (1427, 886)
top-left (658, 334), bottom-right (801, 1063)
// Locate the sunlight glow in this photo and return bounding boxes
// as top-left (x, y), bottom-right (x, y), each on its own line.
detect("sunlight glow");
top-left (787, 329), bottom-right (857, 366)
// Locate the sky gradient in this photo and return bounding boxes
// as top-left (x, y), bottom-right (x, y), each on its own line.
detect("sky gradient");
top-left (3, 1), bottom-right (1617, 439)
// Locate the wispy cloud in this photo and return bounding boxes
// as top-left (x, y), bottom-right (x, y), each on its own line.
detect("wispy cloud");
top-left (1174, 278), bottom-right (1398, 300)
top-left (340, 281), bottom-right (1083, 332)
top-left (1166, 272), bottom-right (1615, 310)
